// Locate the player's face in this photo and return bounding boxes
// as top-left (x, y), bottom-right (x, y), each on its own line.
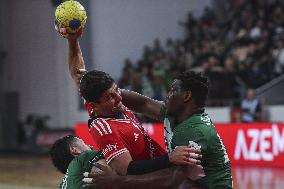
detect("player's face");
top-left (165, 80), bottom-right (185, 116)
top-left (95, 83), bottom-right (125, 116)
top-left (74, 137), bottom-right (92, 152)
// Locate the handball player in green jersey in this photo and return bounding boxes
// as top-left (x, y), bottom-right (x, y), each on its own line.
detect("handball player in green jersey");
top-left (50, 135), bottom-right (201, 189)
top-left (120, 70), bottom-right (233, 189)
top-left (50, 135), bottom-right (104, 189)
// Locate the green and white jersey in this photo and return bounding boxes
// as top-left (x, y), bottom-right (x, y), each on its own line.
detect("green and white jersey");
top-left (59, 150), bottom-right (104, 189)
top-left (162, 108), bottom-right (233, 189)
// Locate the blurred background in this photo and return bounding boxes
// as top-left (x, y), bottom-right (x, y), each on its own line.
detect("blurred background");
top-left (0, 0), bottom-right (284, 188)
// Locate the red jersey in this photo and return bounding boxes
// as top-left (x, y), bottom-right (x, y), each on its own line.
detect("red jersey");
top-left (85, 102), bottom-right (165, 164)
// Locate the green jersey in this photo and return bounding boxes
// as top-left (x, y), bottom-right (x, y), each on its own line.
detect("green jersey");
top-left (162, 108), bottom-right (233, 189)
top-left (59, 150), bottom-right (104, 189)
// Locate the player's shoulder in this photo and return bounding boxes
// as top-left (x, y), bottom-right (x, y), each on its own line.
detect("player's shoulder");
top-left (182, 112), bottom-right (213, 127)
top-left (175, 113), bottom-right (214, 135)
top-left (89, 117), bottom-right (116, 136)
top-left (77, 150), bottom-right (103, 162)
top-left (91, 116), bottom-right (132, 127)
top-left (66, 156), bottom-right (82, 177)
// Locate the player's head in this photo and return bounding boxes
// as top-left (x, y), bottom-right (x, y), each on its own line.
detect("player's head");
top-left (165, 70), bottom-right (209, 116)
top-left (80, 70), bottom-right (124, 116)
top-left (49, 135), bottom-right (91, 174)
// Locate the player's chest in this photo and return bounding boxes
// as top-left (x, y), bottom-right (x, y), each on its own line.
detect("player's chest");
top-left (115, 120), bottom-right (145, 141)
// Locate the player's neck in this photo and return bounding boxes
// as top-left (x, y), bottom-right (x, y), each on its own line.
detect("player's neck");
top-left (176, 105), bottom-right (202, 124)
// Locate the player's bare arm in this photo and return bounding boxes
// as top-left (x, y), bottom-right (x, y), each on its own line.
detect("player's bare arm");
top-left (67, 34), bottom-right (86, 88)
top-left (121, 89), bottom-right (164, 121)
top-left (83, 163), bottom-right (188, 189)
top-left (56, 26), bottom-right (87, 88)
top-left (108, 146), bottom-right (201, 176)
top-left (109, 152), bottom-right (133, 175)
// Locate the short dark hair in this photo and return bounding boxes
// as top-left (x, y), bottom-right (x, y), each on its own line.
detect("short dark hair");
top-left (177, 70), bottom-right (209, 107)
top-left (49, 135), bottom-right (76, 174)
top-left (79, 70), bottom-right (114, 102)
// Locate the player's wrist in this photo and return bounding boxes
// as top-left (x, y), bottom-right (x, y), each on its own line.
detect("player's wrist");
top-left (68, 38), bottom-right (79, 43)
top-left (168, 151), bottom-right (173, 164)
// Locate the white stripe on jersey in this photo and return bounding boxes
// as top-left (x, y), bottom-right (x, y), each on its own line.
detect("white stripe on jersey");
top-left (110, 119), bottom-right (131, 123)
top-left (61, 170), bottom-right (68, 189)
top-left (96, 120), bottom-right (109, 135)
top-left (102, 119), bottom-right (112, 134)
top-left (106, 148), bottom-right (129, 164)
top-left (91, 121), bottom-right (103, 136)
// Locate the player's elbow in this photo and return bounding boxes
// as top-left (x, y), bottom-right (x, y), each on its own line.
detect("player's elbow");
top-left (109, 153), bottom-right (132, 176)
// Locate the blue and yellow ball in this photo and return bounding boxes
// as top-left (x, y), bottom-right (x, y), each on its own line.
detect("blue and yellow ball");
top-left (55, 0), bottom-right (87, 33)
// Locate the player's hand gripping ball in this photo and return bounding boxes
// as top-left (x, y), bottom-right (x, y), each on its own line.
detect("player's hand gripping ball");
top-left (55, 0), bottom-right (87, 33)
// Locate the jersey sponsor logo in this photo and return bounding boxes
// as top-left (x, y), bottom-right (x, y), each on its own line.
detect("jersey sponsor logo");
top-left (234, 124), bottom-right (284, 161)
top-left (90, 119), bottom-right (112, 136)
top-left (134, 133), bottom-right (139, 141)
top-left (102, 143), bottom-right (118, 156)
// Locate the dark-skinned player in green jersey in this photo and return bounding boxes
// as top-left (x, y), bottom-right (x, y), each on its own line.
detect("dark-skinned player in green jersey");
top-left (120, 71), bottom-right (233, 189)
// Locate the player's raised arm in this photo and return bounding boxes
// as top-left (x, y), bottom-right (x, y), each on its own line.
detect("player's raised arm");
top-left (55, 1), bottom-right (87, 89)
top-left (121, 89), bottom-right (164, 121)
top-left (67, 31), bottom-right (86, 88)
top-left (56, 27), bottom-right (87, 88)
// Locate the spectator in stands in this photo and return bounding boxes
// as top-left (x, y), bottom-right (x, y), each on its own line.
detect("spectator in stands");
top-left (204, 55), bottom-right (225, 105)
top-left (272, 40), bottom-right (284, 75)
top-left (118, 59), bottom-right (134, 91)
top-left (117, 0), bottom-right (284, 109)
top-left (241, 88), bottom-right (262, 122)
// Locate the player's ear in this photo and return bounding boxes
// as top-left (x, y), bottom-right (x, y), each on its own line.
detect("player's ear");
top-left (183, 91), bottom-right (192, 102)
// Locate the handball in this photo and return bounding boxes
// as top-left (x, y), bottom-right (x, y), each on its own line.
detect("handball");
top-left (55, 0), bottom-right (87, 33)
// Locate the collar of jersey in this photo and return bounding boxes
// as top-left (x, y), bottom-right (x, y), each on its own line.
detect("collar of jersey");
top-left (178, 108), bottom-right (207, 127)
top-left (92, 112), bottom-right (125, 119)
top-left (170, 108), bottom-right (205, 129)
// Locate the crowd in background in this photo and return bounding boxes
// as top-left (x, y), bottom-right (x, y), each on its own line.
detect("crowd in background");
top-left (118, 0), bottom-right (284, 108)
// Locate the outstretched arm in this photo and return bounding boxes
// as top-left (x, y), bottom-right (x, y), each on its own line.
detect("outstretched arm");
top-left (108, 146), bottom-right (201, 176)
top-left (84, 164), bottom-right (187, 189)
top-left (56, 27), bottom-right (86, 88)
top-left (68, 36), bottom-right (86, 88)
top-left (121, 89), bottom-right (164, 121)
